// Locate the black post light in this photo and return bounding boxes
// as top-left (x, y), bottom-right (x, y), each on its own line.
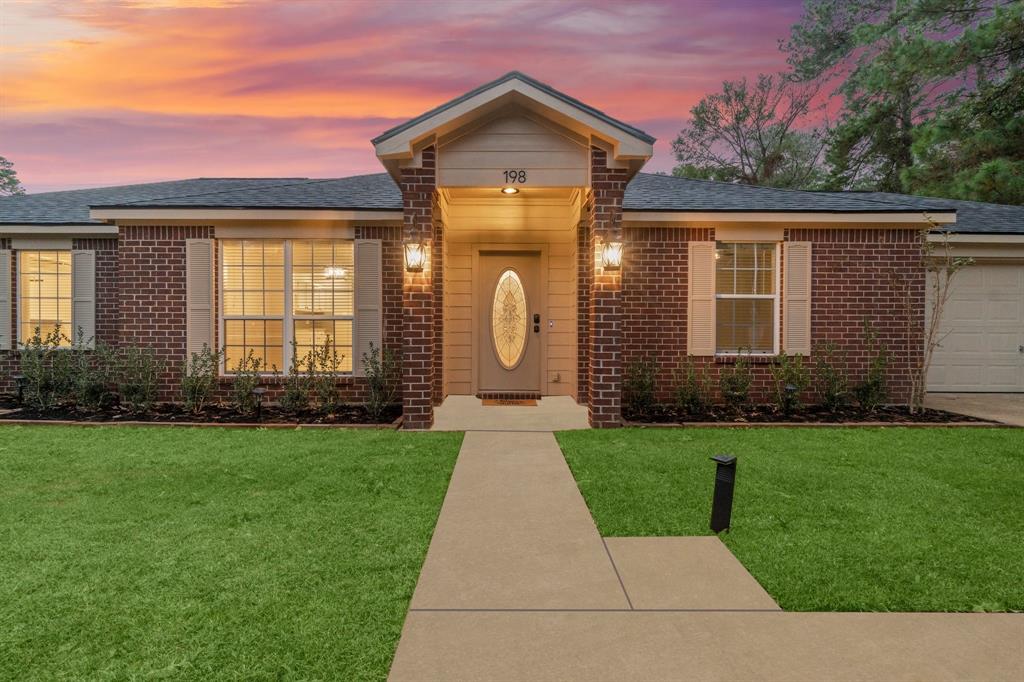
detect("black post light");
top-left (252, 387), bottom-right (267, 422)
top-left (11, 373), bottom-right (27, 406)
top-left (710, 454), bottom-right (737, 533)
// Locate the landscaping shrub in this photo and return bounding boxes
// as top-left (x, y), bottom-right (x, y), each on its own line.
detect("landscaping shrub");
top-left (229, 350), bottom-right (263, 416)
top-left (278, 342), bottom-right (312, 415)
top-left (814, 341), bottom-right (849, 412)
top-left (309, 337), bottom-right (343, 414)
top-left (67, 329), bottom-right (117, 411)
top-left (673, 358), bottom-right (712, 417)
top-left (622, 357), bottom-right (657, 418)
top-left (181, 345), bottom-right (221, 415)
top-left (117, 345), bottom-right (164, 413)
top-left (769, 353), bottom-right (810, 416)
top-left (719, 353), bottom-right (752, 413)
top-left (18, 326), bottom-right (70, 410)
top-left (362, 342), bottom-right (400, 421)
top-left (853, 320), bottom-right (888, 411)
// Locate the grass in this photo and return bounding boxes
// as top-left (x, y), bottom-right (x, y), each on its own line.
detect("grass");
top-left (557, 427), bottom-right (1024, 612)
top-left (0, 425), bottom-right (462, 681)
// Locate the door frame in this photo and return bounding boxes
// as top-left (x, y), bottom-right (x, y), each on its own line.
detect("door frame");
top-left (470, 243), bottom-right (548, 395)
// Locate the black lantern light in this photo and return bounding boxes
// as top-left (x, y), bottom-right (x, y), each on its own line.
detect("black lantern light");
top-left (710, 454), bottom-right (737, 533)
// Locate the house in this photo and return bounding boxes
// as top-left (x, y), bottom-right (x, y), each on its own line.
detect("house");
top-left (0, 72), bottom-right (1021, 427)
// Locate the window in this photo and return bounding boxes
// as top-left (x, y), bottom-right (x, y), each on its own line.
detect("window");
top-left (715, 242), bottom-right (778, 354)
top-left (219, 239), bottom-right (354, 374)
top-left (18, 250), bottom-right (72, 345)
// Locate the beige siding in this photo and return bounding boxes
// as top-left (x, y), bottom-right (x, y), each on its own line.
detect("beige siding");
top-left (443, 189), bottom-right (580, 397)
top-left (438, 115), bottom-right (588, 188)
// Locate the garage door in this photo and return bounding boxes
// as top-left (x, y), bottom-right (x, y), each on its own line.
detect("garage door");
top-left (928, 263), bottom-right (1024, 392)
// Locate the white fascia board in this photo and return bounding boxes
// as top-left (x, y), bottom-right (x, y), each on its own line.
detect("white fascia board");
top-left (0, 224), bottom-right (119, 237)
top-left (90, 208), bottom-right (403, 222)
top-left (622, 211), bottom-right (958, 224)
top-left (375, 79), bottom-right (653, 161)
top-left (929, 233), bottom-right (1024, 244)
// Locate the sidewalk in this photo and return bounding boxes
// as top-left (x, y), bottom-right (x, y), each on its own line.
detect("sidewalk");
top-left (389, 430), bottom-right (1023, 681)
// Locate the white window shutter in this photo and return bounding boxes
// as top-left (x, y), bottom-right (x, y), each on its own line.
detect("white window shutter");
top-left (185, 239), bottom-right (214, 358)
top-left (783, 241), bottom-right (812, 355)
top-left (687, 241), bottom-right (716, 356)
top-left (72, 250), bottom-right (96, 348)
top-left (0, 250), bottom-right (10, 349)
top-left (353, 239), bottom-right (383, 377)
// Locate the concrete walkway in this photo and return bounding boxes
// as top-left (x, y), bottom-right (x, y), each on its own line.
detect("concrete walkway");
top-left (390, 430), bottom-right (1023, 681)
top-left (431, 395), bottom-right (590, 432)
top-left (926, 392), bottom-right (1024, 426)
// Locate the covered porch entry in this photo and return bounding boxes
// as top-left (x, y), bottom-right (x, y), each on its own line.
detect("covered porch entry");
top-left (372, 72), bottom-right (654, 428)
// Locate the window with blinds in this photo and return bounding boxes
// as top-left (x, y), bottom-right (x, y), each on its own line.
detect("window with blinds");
top-left (714, 242), bottom-right (778, 354)
top-left (18, 250), bottom-right (73, 345)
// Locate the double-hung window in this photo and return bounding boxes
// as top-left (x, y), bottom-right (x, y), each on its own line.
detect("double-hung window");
top-left (220, 239), bottom-right (354, 374)
top-left (715, 242), bottom-right (778, 355)
top-left (18, 250), bottom-right (73, 346)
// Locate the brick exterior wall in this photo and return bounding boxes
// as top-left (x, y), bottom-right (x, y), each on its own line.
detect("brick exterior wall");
top-left (620, 225), bottom-right (925, 405)
top-left (399, 145), bottom-right (438, 429)
top-left (585, 148), bottom-right (631, 427)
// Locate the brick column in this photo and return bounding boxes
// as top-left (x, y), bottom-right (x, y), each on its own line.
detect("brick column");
top-left (400, 147), bottom-right (437, 429)
top-left (587, 148), bottom-right (630, 427)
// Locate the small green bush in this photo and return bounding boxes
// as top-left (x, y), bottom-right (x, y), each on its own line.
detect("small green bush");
top-left (278, 342), bottom-right (312, 415)
top-left (67, 329), bottom-right (117, 411)
top-left (622, 357), bottom-right (658, 418)
top-left (673, 358), bottom-right (712, 416)
top-left (181, 345), bottom-right (221, 415)
top-left (309, 338), bottom-right (343, 414)
top-left (230, 350), bottom-right (263, 416)
top-left (362, 342), bottom-right (400, 421)
top-left (719, 353), bottom-right (752, 413)
top-left (813, 341), bottom-right (849, 412)
top-left (117, 346), bottom-right (164, 413)
top-left (18, 326), bottom-right (69, 411)
top-left (770, 353), bottom-right (810, 416)
top-left (853, 320), bottom-right (888, 411)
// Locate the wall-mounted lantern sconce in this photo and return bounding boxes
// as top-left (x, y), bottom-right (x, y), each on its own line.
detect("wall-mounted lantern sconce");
top-left (404, 242), bottom-right (425, 272)
top-left (602, 241), bottom-right (623, 271)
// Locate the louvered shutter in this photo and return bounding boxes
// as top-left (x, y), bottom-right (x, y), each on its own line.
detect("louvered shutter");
top-left (783, 241), bottom-right (812, 355)
top-left (0, 250), bottom-right (10, 350)
top-left (72, 250), bottom-right (96, 348)
top-left (687, 241), bottom-right (716, 356)
top-left (353, 239), bottom-right (383, 377)
top-left (185, 239), bottom-right (214, 359)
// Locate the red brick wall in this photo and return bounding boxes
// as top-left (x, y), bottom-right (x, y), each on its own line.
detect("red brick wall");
top-left (586, 148), bottom-right (631, 427)
top-left (620, 225), bottom-right (924, 405)
top-left (400, 145), bottom-right (438, 429)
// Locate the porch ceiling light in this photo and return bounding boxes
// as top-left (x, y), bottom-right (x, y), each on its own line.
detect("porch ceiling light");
top-left (501, 186), bottom-right (519, 195)
top-left (602, 241), bottom-right (623, 271)
top-left (404, 241), bottom-right (425, 272)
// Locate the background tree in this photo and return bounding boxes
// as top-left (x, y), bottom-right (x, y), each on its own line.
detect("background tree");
top-left (671, 74), bottom-right (827, 188)
top-left (783, 0), bottom-right (1023, 200)
top-left (0, 156), bottom-right (25, 197)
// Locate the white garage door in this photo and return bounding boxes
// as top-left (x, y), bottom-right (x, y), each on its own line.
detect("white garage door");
top-left (928, 263), bottom-right (1024, 392)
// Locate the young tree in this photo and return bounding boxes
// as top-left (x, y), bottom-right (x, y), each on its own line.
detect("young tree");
top-left (672, 74), bottom-right (827, 188)
top-left (0, 156), bottom-right (25, 196)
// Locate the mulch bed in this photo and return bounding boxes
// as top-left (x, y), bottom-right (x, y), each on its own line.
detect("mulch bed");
top-left (623, 403), bottom-right (993, 426)
top-left (0, 399), bottom-right (402, 427)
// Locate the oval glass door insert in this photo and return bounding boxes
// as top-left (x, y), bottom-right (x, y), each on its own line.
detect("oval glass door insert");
top-left (491, 269), bottom-right (528, 370)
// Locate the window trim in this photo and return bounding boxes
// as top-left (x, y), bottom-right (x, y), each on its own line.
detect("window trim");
top-left (218, 239), bottom-right (356, 377)
top-left (713, 241), bottom-right (780, 357)
top-left (16, 249), bottom-right (74, 348)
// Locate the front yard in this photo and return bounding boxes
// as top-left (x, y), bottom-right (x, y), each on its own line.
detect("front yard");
top-left (0, 426), bottom-right (462, 681)
top-left (558, 427), bottom-right (1023, 612)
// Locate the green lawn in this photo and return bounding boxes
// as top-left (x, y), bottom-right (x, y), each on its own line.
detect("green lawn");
top-left (558, 427), bottom-right (1024, 612)
top-left (0, 425), bottom-right (462, 681)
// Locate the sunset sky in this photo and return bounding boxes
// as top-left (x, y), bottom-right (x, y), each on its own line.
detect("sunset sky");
top-left (1, 0), bottom-right (805, 192)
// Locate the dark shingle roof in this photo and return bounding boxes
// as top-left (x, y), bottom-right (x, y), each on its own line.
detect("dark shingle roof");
top-left (93, 174), bottom-right (402, 211)
top-left (815, 191), bottom-right (1024, 235)
top-left (372, 71), bottom-right (657, 146)
top-left (622, 173), bottom-right (932, 213)
top-left (0, 178), bottom-right (310, 224)
top-left (4, 170), bottom-right (1022, 235)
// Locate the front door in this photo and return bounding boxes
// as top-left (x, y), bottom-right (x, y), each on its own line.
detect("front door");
top-left (478, 252), bottom-right (542, 394)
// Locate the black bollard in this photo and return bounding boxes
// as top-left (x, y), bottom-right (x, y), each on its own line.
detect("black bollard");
top-left (252, 387), bottom-right (267, 422)
top-left (710, 454), bottom-right (737, 533)
top-left (11, 373), bottom-right (26, 406)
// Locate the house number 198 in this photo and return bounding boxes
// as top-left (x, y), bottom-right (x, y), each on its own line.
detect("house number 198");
top-left (503, 169), bottom-right (527, 183)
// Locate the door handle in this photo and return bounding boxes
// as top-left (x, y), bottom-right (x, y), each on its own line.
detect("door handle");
top-left (533, 313), bottom-right (540, 333)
